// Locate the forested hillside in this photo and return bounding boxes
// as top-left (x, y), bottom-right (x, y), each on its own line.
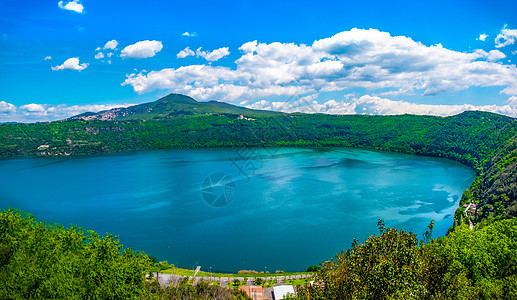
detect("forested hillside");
top-left (292, 218), bottom-right (517, 299)
top-left (0, 209), bottom-right (249, 300)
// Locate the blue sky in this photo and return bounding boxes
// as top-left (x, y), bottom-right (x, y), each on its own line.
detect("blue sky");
top-left (0, 0), bottom-right (517, 122)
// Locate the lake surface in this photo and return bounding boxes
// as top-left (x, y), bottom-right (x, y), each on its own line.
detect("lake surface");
top-left (0, 148), bottom-right (475, 272)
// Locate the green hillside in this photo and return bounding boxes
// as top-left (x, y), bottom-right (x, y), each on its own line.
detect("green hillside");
top-left (70, 93), bottom-right (281, 121)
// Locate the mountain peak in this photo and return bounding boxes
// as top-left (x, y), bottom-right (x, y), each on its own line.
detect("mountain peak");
top-left (69, 93), bottom-right (281, 121)
top-left (156, 93), bottom-right (198, 104)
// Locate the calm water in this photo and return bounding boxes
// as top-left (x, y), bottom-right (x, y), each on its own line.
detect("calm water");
top-left (0, 148), bottom-right (475, 272)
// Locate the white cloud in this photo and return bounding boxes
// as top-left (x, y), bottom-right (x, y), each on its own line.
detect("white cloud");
top-left (51, 57), bottom-right (88, 71)
top-left (103, 40), bottom-right (118, 50)
top-left (123, 28), bottom-right (517, 102)
top-left (94, 52), bottom-right (104, 59)
top-left (45, 103), bottom-right (134, 119)
top-left (182, 32), bottom-right (197, 37)
top-left (177, 46), bottom-right (230, 61)
top-left (477, 34), bottom-right (488, 41)
top-left (247, 94), bottom-right (517, 117)
top-left (95, 47), bottom-right (101, 51)
top-left (57, 0), bottom-right (84, 14)
top-left (495, 27), bottom-right (517, 48)
top-left (475, 49), bottom-right (507, 61)
top-left (44, 56), bottom-right (52, 60)
top-left (195, 47), bottom-right (230, 61)
top-left (107, 52), bottom-right (114, 58)
top-left (120, 40), bottom-right (163, 58)
top-left (507, 95), bottom-right (517, 105)
top-left (0, 102), bottom-right (137, 123)
top-left (0, 101), bottom-right (16, 114)
top-left (487, 50), bottom-right (506, 61)
top-left (20, 103), bottom-right (46, 112)
top-left (177, 47), bottom-right (195, 59)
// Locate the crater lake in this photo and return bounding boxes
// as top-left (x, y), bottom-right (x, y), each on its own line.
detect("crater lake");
top-left (0, 148), bottom-right (476, 272)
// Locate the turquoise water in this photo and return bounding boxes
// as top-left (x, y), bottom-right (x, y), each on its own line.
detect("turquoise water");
top-left (0, 148), bottom-right (475, 272)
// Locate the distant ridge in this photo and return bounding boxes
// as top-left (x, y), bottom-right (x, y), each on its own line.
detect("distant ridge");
top-left (70, 93), bottom-right (281, 121)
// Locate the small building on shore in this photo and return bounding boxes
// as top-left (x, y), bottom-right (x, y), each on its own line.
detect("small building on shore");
top-left (240, 285), bottom-right (264, 300)
top-left (272, 284), bottom-right (295, 300)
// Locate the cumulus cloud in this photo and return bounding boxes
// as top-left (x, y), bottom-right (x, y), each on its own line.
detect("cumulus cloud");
top-left (177, 46), bottom-right (230, 61)
top-left (120, 40), bottom-right (163, 58)
top-left (94, 52), bottom-right (104, 59)
top-left (57, 0), bottom-right (84, 14)
top-left (182, 32), bottom-right (198, 37)
top-left (475, 49), bottom-right (507, 61)
top-left (123, 28), bottom-right (517, 102)
top-left (247, 94), bottom-right (517, 117)
top-left (495, 27), bottom-right (517, 48)
top-left (44, 56), bottom-right (52, 60)
top-left (103, 40), bottom-right (118, 50)
top-left (195, 47), bottom-right (230, 61)
top-left (51, 57), bottom-right (88, 71)
top-left (487, 50), bottom-right (507, 61)
top-left (177, 47), bottom-right (195, 59)
top-left (20, 103), bottom-right (46, 112)
top-left (0, 101), bottom-right (16, 114)
top-left (0, 102), bottom-right (137, 123)
top-left (477, 34), bottom-right (488, 41)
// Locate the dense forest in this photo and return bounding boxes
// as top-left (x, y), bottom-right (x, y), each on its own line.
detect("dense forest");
top-left (1, 93), bottom-right (517, 298)
top-left (2, 210), bottom-right (516, 299)
top-left (292, 218), bottom-right (517, 299)
top-left (0, 209), bottom-right (249, 300)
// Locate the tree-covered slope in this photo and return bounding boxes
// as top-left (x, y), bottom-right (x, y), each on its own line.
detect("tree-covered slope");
top-left (0, 209), bottom-right (250, 300)
top-left (293, 218), bottom-right (517, 299)
top-left (0, 209), bottom-right (151, 299)
top-left (457, 131), bottom-right (517, 222)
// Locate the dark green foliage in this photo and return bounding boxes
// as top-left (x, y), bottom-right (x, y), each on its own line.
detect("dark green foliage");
top-left (305, 266), bottom-right (320, 272)
top-left (0, 209), bottom-right (252, 299)
top-left (0, 209), bottom-right (151, 299)
top-left (254, 277), bottom-right (264, 286)
top-left (471, 133), bottom-right (517, 221)
top-left (295, 218), bottom-right (517, 299)
top-left (433, 218), bottom-right (517, 298)
top-left (144, 279), bottom-right (250, 300)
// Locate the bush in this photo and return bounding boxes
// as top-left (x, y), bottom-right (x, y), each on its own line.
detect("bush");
top-left (0, 209), bottom-right (151, 299)
top-left (294, 219), bottom-right (517, 299)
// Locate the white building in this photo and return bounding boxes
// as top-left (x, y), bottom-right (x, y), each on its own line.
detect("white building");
top-left (272, 284), bottom-right (295, 300)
